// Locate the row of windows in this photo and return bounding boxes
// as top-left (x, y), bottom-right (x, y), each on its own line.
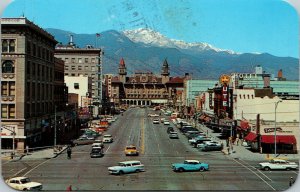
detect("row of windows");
top-left (64, 57), bottom-right (96, 64)
top-left (1, 104), bottom-right (15, 119)
top-left (2, 61), bottom-right (14, 73)
top-left (64, 73), bottom-right (99, 80)
top-left (1, 82), bottom-right (15, 96)
top-left (26, 61), bottom-right (54, 81)
top-left (27, 41), bottom-right (54, 62)
top-left (65, 66), bottom-right (97, 71)
top-left (2, 39), bottom-right (15, 53)
top-left (25, 102), bottom-right (53, 118)
top-left (239, 94), bottom-right (254, 99)
top-left (26, 82), bottom-right (54, 101)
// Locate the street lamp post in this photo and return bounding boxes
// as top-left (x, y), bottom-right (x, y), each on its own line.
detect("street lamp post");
top-left (274, 100), bottom-right (282, 156)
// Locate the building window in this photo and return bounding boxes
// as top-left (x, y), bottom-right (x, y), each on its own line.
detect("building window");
top-left (252, 95), bottom-right (254, 99)
top-left (1, 82), bottom-right (8, 96)
top-left (2, 60), bottom-right (15, 73)
top-left (71, 73), bottom-right (75, 76)
top-left (85, 66), bottom-right (89, 70)
top-left (65, 66), bottom-right (69, 70)
top-left (91, 66), bottom-right (95, 71)
top-left (9, 82), bottom-right (15, 96)
top-left (78, 58), bottom-right (82, 63)
top-left (71, 58), bottom-right (76, 63)
top-left (247, 95), bottom-right (250, 99)
top-left (243, 94), bottom-right (245, 99)
top-left (27, 41), bottom-right (31, 55)
top-left (2, 39), bottom-right (16, 53)
top-left (9, 105), bottom-right (15, 118)
top-left (65, 73), bottom-right (68, 76)
top-left (71, 66), bottom-right (75, 70)
top-left (33, 43), bottom-right (36, 56)
top-left (85, 58), bottom-right (89, 63)
top-left (78, 66), bottom-right (82, 70)
top-left (65, 58), bottom-right (69, 63)
top-left (74, 83), bottom-right (79, 89)
top-left (1, 104), bottom-right (15, 119)
top-left (91, 58), bottom-right (95, 63)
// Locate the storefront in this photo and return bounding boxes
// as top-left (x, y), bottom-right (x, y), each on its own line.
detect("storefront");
top-left (244, 131), bottom-right (297, 154)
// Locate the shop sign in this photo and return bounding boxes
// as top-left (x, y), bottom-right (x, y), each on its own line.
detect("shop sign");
top-left (222, 85), bottom-right (228, 110)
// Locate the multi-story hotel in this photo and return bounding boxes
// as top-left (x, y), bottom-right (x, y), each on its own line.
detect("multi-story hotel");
top-left (1, 17), bottom-right (67, 150)
top-left (109, 58), bottom-right (188, 106)
top-left (55, 37), bottom-right (103, 116)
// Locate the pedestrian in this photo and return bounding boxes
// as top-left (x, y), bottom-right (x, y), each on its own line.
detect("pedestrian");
top-left (227, 147), bottom-right (230, 155)
top-left (67, 146), bottom-right (72, 159)
top-left (236, 138), bottom-right (240, 146)
top-left (289, 177), bottom-right (294, 187)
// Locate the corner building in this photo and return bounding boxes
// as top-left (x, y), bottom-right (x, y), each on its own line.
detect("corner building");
top-left (1, 18), bottom-right (66, 150)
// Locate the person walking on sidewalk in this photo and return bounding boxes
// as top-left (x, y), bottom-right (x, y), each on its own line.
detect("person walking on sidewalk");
top-left (67, 146), bottom-right (72, 159)
top-left (289, 177), bottom-right (295, 187)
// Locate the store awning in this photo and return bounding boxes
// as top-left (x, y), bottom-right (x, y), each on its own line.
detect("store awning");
top-left (261, 135), bottom-right (297, 144)
top-left (244, 132), bottom-right (257, 142)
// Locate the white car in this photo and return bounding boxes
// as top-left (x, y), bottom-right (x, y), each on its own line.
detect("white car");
top-left (163, 120), bottom-right (170, 125)
top-left (153, 119), bottom-right (160, 124)
top-left (259, 159), bottom-right (298, 171)
top-left (169, 131), bottom-right (179, 139)
top-left (103, 134), bottom-right (113, 143)
top-left (108, 160), bottom-right (145, 175)
top-left (6, 177), bottom-right (43, 191)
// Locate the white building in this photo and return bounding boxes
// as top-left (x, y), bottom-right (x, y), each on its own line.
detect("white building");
top-left (65, 75), bottom-right (92, 107)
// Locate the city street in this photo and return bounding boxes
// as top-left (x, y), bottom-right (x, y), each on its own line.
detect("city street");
top-left (2, 107), bottom-right (298, 191)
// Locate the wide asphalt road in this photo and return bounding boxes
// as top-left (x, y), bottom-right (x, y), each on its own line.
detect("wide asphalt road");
top-left (2, 107), bottom-right (298, 191)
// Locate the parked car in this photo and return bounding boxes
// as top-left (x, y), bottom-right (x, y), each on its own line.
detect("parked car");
top-left (90, 147), bottom-right (104, 158)
top-left (5, 177), bottom-right (43, 191)
top-left (108, 160), bottom-right (145, 175)
top-left (200, 142), bottom-right (223, 151)
top-left (197, 141), bottom-right (218, 148)
top-left (259, 159), bottom-right (299, 171)
top-left (72, 138), bottom-right (95, 146)
top-left (163, 120), bottom-right (170, 125)
top-left (169, 131), bottom-right (179, 139)
top-left (103, 134), bottom-right (113, 143)
top-left (172, 160), bottom-right (209, 172)
top-left (153, 119), bottom-right (160, 124)
top-left (189, 136), bottom-right (211, 145)
top-left (124, 145), bottom-right (139, 156)
top-left (167, 127), bottom-right (174, 134)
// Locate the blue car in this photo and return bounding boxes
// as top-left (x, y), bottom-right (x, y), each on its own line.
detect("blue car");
top-left (172, 160), bottom-right (209, 172)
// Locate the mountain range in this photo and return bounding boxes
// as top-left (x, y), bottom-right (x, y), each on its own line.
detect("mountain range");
top-left (46, 28), bottom-right (299, 80)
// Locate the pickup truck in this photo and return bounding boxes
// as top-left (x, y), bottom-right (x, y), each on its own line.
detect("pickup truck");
top-left (259, 159), bottom-right (298, 171)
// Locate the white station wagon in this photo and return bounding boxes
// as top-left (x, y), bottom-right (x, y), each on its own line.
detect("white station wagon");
top-left (259, 158), bottom-right (298, 171)
top-left (108, 160), bottom-right (145, 175)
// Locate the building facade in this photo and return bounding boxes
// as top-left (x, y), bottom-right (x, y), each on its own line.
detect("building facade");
top-left (110, 58), bottom-right (186, 106)
top-left (54, 37), bottom-right (103, 116)
top-left (1, 17), bottom-right (66, 150)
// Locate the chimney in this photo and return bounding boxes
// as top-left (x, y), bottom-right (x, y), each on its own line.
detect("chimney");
top-left (278, 69), bottom-right (283, 78)
top-left (262, 74), bottom-right (270, 88)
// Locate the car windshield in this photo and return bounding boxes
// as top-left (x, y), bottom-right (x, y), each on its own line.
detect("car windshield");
top-left (104, 135), bottom-right (111, 138)
top-left (118, 163), bottom-right (126, 167)
top-left (20, 178), bottom-right (31, 184)
top-left (126, 147), bottom-right (136, 150)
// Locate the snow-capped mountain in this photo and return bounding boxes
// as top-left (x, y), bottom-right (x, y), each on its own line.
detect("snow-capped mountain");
top-left (46, 28), bottom-right (299, 80)
top-left (123, 28), bottom-right (237, 54)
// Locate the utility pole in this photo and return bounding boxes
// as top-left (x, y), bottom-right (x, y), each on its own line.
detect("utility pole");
top-left (54, 105), bottom-right (57, 148)
top-left (274, 100), bottom-right (282, 156)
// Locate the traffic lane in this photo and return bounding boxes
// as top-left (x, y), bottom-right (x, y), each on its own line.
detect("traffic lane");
top-left (231, 158), bottom-right (298, 191)
top-left (1, 159), bottom-right (46, 180)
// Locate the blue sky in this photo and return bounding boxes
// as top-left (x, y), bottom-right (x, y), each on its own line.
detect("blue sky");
top-left (2, 0), bottom-right (299, 58)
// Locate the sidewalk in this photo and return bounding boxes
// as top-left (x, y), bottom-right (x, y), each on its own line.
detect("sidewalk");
top-left (196, 123), bottom-right (300, 162)
top-left (1, 146), bottom-right (68, 161)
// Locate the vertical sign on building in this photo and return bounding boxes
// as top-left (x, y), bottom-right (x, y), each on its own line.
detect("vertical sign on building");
top-left (219, 74), bottom-right (231, 112)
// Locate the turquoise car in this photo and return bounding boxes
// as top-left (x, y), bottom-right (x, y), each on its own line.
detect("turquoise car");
top-left (172, 160), bottom-right (209, 172)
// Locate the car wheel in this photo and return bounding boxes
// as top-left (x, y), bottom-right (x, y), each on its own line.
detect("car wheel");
top-left (135, 169), bottom-right (140, 173)
top-left (178, 167), bottom-right (184, 172)
top-left (119, 170), bottom-right (124, 175)
top-left (199, 167), bottom-right (205, 172)
top-left (23, 189), bottom-right (28, 191)
top-left (264, 167), bottom-right (270, 171)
